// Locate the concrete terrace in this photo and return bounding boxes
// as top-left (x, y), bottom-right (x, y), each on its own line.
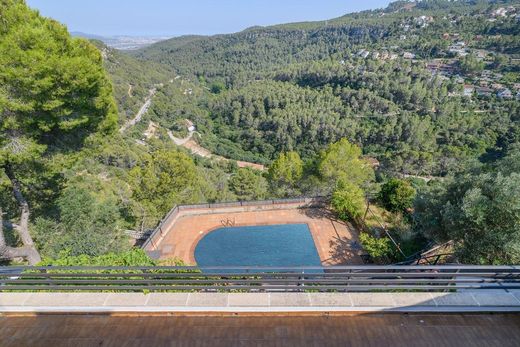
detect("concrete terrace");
top-left (2, 268), bottom-right (520, 345)
top-left (2, 313), bottom-right (520, 347)
top-left (145, 200), bottom-right (363, 265)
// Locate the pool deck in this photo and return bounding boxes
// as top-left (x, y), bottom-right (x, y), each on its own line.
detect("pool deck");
top-left (152, 207), bottom-right (363, 265)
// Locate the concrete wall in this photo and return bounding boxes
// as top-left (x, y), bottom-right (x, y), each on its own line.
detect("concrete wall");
top-left (2, 292), bottom-right (520, 313)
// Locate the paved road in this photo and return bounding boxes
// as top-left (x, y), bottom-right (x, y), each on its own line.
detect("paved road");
top-left (119, 88), bottom-right (156, 133)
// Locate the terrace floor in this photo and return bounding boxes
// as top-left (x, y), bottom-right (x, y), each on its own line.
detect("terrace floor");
top-left (156, 208), bottom-right (363, 265)
top-left (2, 313), bottom-right (519, 346)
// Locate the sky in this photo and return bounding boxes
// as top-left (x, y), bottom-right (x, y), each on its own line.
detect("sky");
top-left (26, 0), bottom-right (393, 37)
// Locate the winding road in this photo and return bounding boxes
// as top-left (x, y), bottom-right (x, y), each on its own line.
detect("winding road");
top-left (119, 83), bottom-right (265, 170)
top-left (119, 88), bottom-right (156, 133)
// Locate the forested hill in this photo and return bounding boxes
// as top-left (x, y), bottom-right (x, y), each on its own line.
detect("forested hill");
top-left (121, 0), bottom-right (520, 177)
top-left (89, 40), bottom-right (173, 122)
top-left (2, 0), bottom-right (520, 266)
top-left (132, 0), bottom-right (519, 85)
top-left (1, 0), bottom-right (251, 266)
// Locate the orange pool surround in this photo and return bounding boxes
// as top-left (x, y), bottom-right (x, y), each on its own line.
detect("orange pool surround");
top-left (147, 205), bottom-right (363, 266)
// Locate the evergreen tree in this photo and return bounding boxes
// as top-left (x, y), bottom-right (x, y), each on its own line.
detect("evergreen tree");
top-left (230, 168), bottom-right (268, 201)
top-left (0, 0), bottom-right (117, 264)
top-left (268, 151), bottom-right (303, 196)
top-left (379, 178), bottom-right (416, 213)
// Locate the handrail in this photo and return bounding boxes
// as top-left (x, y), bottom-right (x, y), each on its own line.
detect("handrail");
top-left (1, 265), bottom-right (519, 292)
top-left (1, 265), bottom-right (519, 270)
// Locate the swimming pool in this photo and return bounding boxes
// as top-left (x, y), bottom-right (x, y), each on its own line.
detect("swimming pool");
top-left (194, 223), bottom-right (322, 268)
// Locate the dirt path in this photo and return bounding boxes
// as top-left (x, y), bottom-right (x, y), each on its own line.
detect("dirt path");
top-left (168, 129), bottom-right (265, 171)
top-left (401, 173), bottom-right (443, 182)
top-left (168, 129), bottom-right (195, 146)
top-left (119, 88), bottom-right (156, 133)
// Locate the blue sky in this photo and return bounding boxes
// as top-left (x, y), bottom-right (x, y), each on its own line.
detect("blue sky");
top-left (26, 0), bottom-right (392, 37)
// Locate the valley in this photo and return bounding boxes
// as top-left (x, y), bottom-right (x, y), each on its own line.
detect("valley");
top-left (1, 0), bottom-right (519, 267)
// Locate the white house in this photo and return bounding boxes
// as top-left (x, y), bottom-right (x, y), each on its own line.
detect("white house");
top-left (463, 85), bottom-right (475, 97)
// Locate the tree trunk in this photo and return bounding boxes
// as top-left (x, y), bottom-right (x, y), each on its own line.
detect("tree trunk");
top-left (0, 164), bottom-right (42, 265)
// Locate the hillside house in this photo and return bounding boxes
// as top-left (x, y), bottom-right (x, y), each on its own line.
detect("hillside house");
top-left (426, 61), bottom-right (456, 76)
top-left (474, 50), bottom-right (488, 60)
top-left (357, 49), bottom-right (370, 59)
top-left (497, 88), bottom-right (513, 99)
top-left (463, 85), bottom-right (475, 97)
top-left (414, 15), bottom-right (434, 27)
top-left (492, 7), bottom-right (508, 17)
top-left (186, 119), bottom-right (196, 132)
top-left (476, 86), bottom-right (493, 97)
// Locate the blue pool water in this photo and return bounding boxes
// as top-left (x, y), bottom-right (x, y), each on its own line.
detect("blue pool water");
top-left (194, 224), bottom-right (322, 268)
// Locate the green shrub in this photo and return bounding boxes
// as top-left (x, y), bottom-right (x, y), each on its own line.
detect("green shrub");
top-left (359, 233), bottom-right (393, 262)
top-left (379, 178), bottom-right (416, 213)
top-left (331, 182), bottom-right (365, 221)
top-left (39, 249), bottom-right (156, 266)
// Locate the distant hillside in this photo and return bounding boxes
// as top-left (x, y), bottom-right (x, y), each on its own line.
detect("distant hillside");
top-left (90, 40), bottom-right (174, 122)
top-left (131, 0), bottom-right (519, 86)
top-left (71, 31), bottom-right (106, 40)
top-left (72, 32), bottom-right (171, 50)
top-left (118, 0), bottom-right (520, 176)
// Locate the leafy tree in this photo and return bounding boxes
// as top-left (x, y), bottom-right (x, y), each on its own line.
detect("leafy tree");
top-left (459, 53), bottom-right (485, 75)
top-left (268, 151), bottom-right (303, 196)
top-left (379, 178), bottom-right (416, 213)
top-left (359, 233), bottom-right (392, 263)
top-left (229, 168), bottom-right (268, 201)
top-left (130, 149), bottom-right (203, 222)
top-left (318, 139), bottom-right (374, 192)
top-left (331, 181), bottom-right (366, 221)
top-left (414, 150), bottom-right (520, 264)
top-left (492, 54), bottom-right (508, 69)
top-left (0, 0), bottom-right (117, 264)
top-left (210, 82), bottom-right (226, 94)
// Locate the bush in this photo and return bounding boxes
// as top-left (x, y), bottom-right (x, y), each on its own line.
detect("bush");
top-left (379, 178), bottom-right (416, 212)
top-left (359, 233), bottom-right (393, 262)
top-left (331, 182), bottom-right (365, 221)
top-left (39, 249), bottom-right (156, 266)
top-left (34, 186), bottom-right (128, 258)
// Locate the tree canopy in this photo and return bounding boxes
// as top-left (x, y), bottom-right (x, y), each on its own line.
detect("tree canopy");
top-left (0, 0), bottom-right (118, 264)
top-left (414, 149), bottom-right (520, 264)
top-left (229, 168), bottom-right (268, 201)
top-left (268, 151), bottom-right (303, 197)
top-left (379, 178), bottom-right (416, 213)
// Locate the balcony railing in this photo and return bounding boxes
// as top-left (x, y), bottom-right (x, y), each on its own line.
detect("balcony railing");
top-left (1, 265), bottom-right (519, 292)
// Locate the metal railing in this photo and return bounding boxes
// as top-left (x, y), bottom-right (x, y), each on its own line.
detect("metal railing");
top-left (1, 265), bottom-right (519, 292)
